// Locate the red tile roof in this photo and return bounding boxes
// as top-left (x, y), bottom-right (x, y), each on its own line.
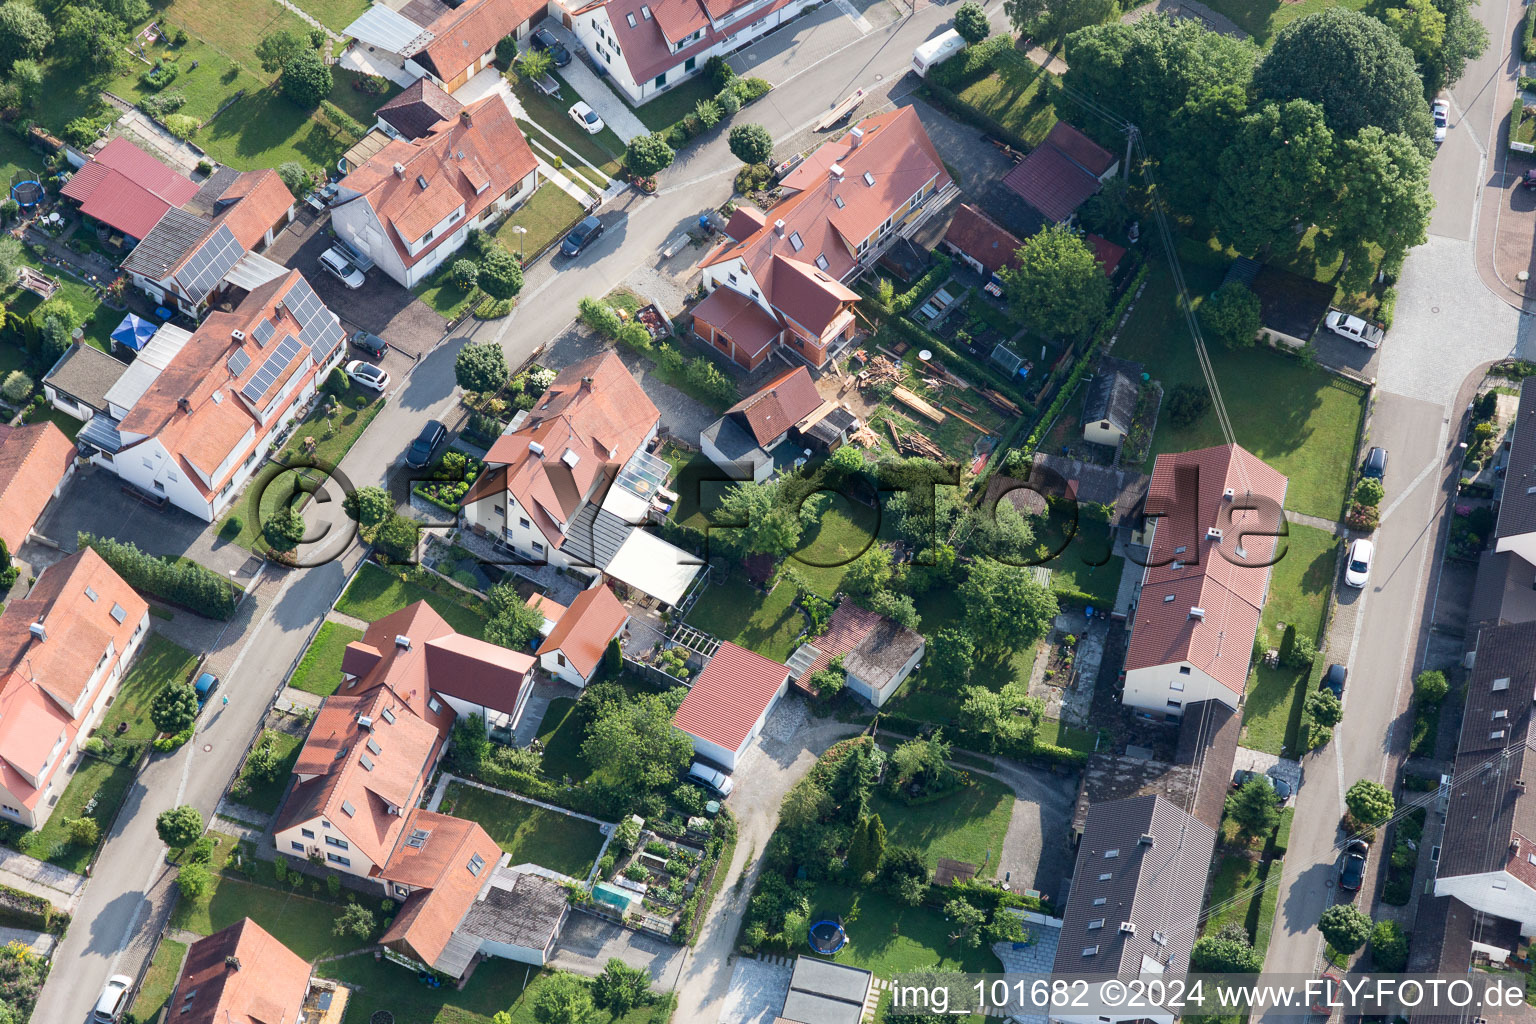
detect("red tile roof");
top-left (1123, 444), bottom-right (1288, 695)
top-left (691, 286), bottom-right (781, 359)
top-left (418, 0), bottom-right (547, 82)
top-left (171, 918), bottom-right (311, 1024)
top-left (726, 366), bottom-right (822, 446)
top-left (1087, 233), bottom-right (1126, 277)
top-left (536, 584), bottom-right (627, 679)
top-left (593, 0), bottom-right (799, 89)
top-left (482, 352), bottom-right (659, 549)
top-left (1001, 121), bottom-right (1115, 223)
top-left (210, 169), bottom-right (294, 250)
top-left (723, 205), bottom-right (766, 242)
top-left (943, 203), bottom-right (1021, 278)
top-left (94, 137), bottom-right (200, 205)
top-left (672, 641), bottom-right (789, 754)
top-left (791, 600), bottom-right (883, 693)
top-left (379, 809), bottom-right (502, 968)
top-left (0, 422), bottom-right (74, 554)
top-left (336, 95), bottom-right (536, 269)
top-left (60, 164), bottom-right (173, 240)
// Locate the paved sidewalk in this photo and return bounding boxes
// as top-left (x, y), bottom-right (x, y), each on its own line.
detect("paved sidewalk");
top-left (535, 26), bottom-right (649, 142)
top-left (0, 847), bottom-right (85, 910)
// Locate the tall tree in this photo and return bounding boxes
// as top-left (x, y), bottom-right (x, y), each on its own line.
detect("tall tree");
top-left (846, 813), bottom-right (887, 880)
top-left (1225, 775), bottom-right (1279, 840)
top-left (1429, 0), bottom-right (1487, 90)
top-left (1318, 903), bottom-right (1372, 955)
top-left (1345, 778), bottom-right (1395, 825)
top-left (727, 123), bottom-right (773, 165)
top-left (1161, 83), bottom-right (1248, 217)
top-left (960, 559), bottom-right (1057, 654)
top-left (533, 972), bottom-right (598, 1024)
top-left (715, 480), bottom-right (802, 557)
top-left (1384, 0), bottom-right (1445, 68)
top-left (1253, 7), bottom-right (1434, 151)
top-left (279, 48), bottom-right (332, 108)
top-left (155, 805), bottom-right (203, 850)
top-left (1328, 126), bottom-right (1433, 282)
top-left (1213, 99), bottom-right (1334, 256)
top-left (581, 690), bottom-right (693, 801)
top-left (0, 2), bottom-right (52, 72)
top-left (55, 4), bottom-right (124, 67)
top-left (953, 1), bottom-right (990, 44)
top-left (1001, 224), bottom-right (1111, 339)
top-left (255, 29), bottom-right (306, 73)
top-left (454, 340), bottom-right (509, 393)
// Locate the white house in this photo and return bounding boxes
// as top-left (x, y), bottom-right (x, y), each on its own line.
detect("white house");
top-left (672, 641), bottom-right (790, 770)
top-left (534, 584), bottom-right (628, 687)
top-left (788, 600), bottom-right (924, 709)
top-left (341, 0), bottom-right (546, 95)
top-left (330, 96), bottom-right (538, 288)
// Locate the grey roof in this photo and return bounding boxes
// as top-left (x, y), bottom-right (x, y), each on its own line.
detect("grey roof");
top-left (1406, 897), bottom-right (1519, 1024)
top-left (1052, 793), bottom-right (1215, 979)
top-left (378, 78), bottom-right (464, 139)
top-left (563, 503), bottom-right (631, 570)
top-left (183, 166), bottom-right (240, 217)
top-left (462, 871), bottom-right (567, 951)
top-left (77, 413), bottom-right (123, 454)
top-left (780, 957), bottom-right (870, 1024)
top-left (1172, 700), bottom-right (1241, 830)
top-left (1468, 550), bottom-right (1536, 637)
top-left (800, 408), bottom-right (857, 449)
top-left (701, 414), bottom-right (768, 467)
top-left (1496, 376), bottom-right (1536, 542)
top-left (1437, 620), bottom-right (1536, 882)
top-left (1028, 454), bottom-right (1148, 521)
top-left (43, 343), bottom-right (128, 414)
top-left (841, 617), bottom-right (924, 689)
top-left (1082, 356), bottom-right (1142, 434)
top-left (121, 208), bottom-right (212, 283)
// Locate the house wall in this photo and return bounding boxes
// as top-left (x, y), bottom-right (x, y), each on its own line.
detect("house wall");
top-left (44, 385), bottom-right (97, 423)
top-left (540, 649), bottom-right (590, 687)
top-left (699, 433), bottom-right (771, 482)
top-left (847, 642), bottom-right (923, 708)
top-left (1435, 872), bottom-right (1536, 934)
top-left (332, 198), bottom-right (412, 289)
top-left (682, 675), bottom-right (788, 771)
top-left (112, 438), bottom-right (219, 521)
top-left (274, 815), bottom-right (382, 878)
top-left (1122, 662), bottom-right (1237, 719)
top-left (1498, 534), bottom-right (1536, 569)
top-left (1083, 420), bottom-right (1126, 447)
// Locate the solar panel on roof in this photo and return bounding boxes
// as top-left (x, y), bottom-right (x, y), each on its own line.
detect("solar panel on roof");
top-left (227, 350), bottom-right (250, 377)
top-left (239, 334), bottom-right (303, 403)
top-left (253, 319), bottom-right (276, 345)
top-left (175, 225), bottom-right (243, 302)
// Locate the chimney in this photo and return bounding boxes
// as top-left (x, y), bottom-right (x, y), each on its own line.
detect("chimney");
top-left (1119, 922), bottom-right (1137, 935)
top-left (1189, 607), bottom-right (1205, 620)
top-left (581, 375), bottom-right (594, 392)
top-left (28, 621), bottom-right (45, 642)
top-left (460, 109), bottom-right (473, 127)
top-left (848, 126), bottom-right (863, 147)
top-left (393, 162), bottom-right (406, 178)
top-left (529, 440), bottom-right (545, 456)
top-left (394, 634), bottom-right (411, 649)
top-left (225, 955), bottom-right (241, 971)
top-left (231, 328), bottom-right (246, 344)
top-left (178, 397), bottom-right (192, 413)
top-left (357, 715), bottom-right (374, 730)
top-left (1222, 487), bottom-right (1235, 501)
top-left (1138, 833), bottom-right (1155, 847)
top-left (829, 162), bottom-right (845, 181)
top-left (774, 219), bottom-right (785, 235)
top-left (1206, 527), bottom-right (1223, 541)
top-left (274, 300), bottom-right (287, 318)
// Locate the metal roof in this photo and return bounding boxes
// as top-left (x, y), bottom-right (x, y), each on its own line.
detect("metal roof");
top-left (563, 503), bottom-right (630, 571)
top-left (120, 208), bottom-right (212, 282)
top-left (343, 4), bottom-right (437, 53)
top-left (104, 323), bottom-right (194, 414)
top-left (222, 250), bottom-right (289, 294)
top-left (78, 414), bottom-right (123, 454)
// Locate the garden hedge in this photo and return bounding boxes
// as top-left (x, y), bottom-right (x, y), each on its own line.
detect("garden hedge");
top-left (1525, 3), bottom-right (1536, 62)
top-left (79, 532), bottom-right (239, 619)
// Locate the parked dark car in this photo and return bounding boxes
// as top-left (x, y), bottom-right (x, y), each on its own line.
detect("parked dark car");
top-left (1338, 839), bottom-right (1369, 891)
top-left (561, 215), bottom-right (604, 258)
top-left (406, 419), bottom-right (447, 468)
top-left (532, 27), bottom-right (571, 66)
top-left (1232, 769), bottom-right (1286, 804)
top-left (351, 330), bottom-right (387, 358)
top-left (1362, 446), bottom-right (1388, 479)
top-left (1321, 663), bottom-right (1347, 698)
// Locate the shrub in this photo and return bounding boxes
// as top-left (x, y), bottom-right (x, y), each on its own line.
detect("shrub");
top-left (625, 133), bottom-right (675, 177)
top-left (495, 34), bottom-right (519, 67)
top-left (1414, 669), bottom-right (1448, 704)
top-left (477, 245), bottom-right (523, 301)
top-left (1284, 633), bottom-right (1317, 670)
top-left (1200, 282), bottom-right (1262, 348)
top-left (1525, 3), bottom-right (1536, 63)
top-left (717, 88), bottom-right (742, 115)
top-left (953, 1), bottom-right (990, 43)
top-left (728, 123), bottom-right (773, 165)
top-left (277, 161), bottom-right (311, 198)
top-left (685, 357), bottom-right (736, 406)
top-left (62, 117), bottom-right (101, 148)
top-left (67, 817), bottom-right (99, 847)
top-left (1353, 478), bottom-right (1384, 507)
top-left (734, 162), bottom-right (773, 193)
top-left (1345, 502), bottom-right (1380, 532)
top-left (1371, 920), bottom-right (1409, 970)
top-left (738, 77), bottom-right (771, 101)
top-left (451, 258), bottom-right (479, 292)
top-left (579, 297), bottom-right (623, 337)
top-left (80, 532), bottom-right (238, 618)
top-left (177, 863), bottom-right (212, 901)
top-left (0, 371), bottom-right (33, 405)
top-left (928, 35), bottom-right (1010, 90)
top-left (705, 54), bottom-right (736, 90)
top-left (150, 684), bottom-right (198, 736)
top-left (694, 99), bottom-right (722, 129)
top-left (139, 61), bottom-right (180, 91)
top-left (139, 89), bottom-right (187, 118)
top-left (156, 805), bottom-right (203, 850)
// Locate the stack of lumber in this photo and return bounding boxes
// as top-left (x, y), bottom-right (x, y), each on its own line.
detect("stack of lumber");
top-left (892, 385), bottom-right (945, 423)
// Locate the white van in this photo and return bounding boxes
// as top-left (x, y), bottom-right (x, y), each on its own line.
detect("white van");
top-left (688, 762), bottom-right (734, 798)
top-left (319, 247), bottom-right (365, 289)
top-left (911, 29), bottom-right (965, 78)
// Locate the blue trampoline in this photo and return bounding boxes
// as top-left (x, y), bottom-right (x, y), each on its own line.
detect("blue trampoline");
top-left (808, 919), bottom-right (847, 955)
top-left (111, 313), bottom-right (157, 351)
top-left (9, 174), bottom-right (42, 207)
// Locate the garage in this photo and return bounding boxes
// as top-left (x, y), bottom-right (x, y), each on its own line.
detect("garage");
top-left (671, 641), bottom-right (791, 771)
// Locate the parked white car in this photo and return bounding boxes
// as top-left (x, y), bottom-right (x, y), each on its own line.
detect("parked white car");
top-left (687, 761), bottom-right (734, 797)
top-left (345, 360), bottom-right (390, 392)
top-left (1324, 309), bottom-right (1385, 349)
top-left (92, 975), bottom-right (133, 1023)
top-left (569, 101), bottom-right (604, 135)
top-left (1345, 538), bottom-right (1374, 588)
top-left (1433, 98), bottom-right (1449, 143)
top-left (320, 247), bottom-right (365, 289)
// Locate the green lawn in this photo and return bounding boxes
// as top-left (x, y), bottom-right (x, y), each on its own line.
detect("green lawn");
top-left (791, 495), bottom-right (882, 598)
top-left (1036, 515), bottom-right (1123, 610)
top-left (152, 0), bottom-right (314, 77)
top-left (0, 132), bottom-right (40, 190)
top-left (868, 773), bottom-right (1014, 878)
top-left (330, 69), bottom-right (404, 124)
top-left (441, 782), bottom-right (605, 878)
top-left (952, 61), bottom-right (1062, 148)
top-left (287, 621), bottom-right (364, 696)
top-left (1113, 261), bottom-right (1367, 520)
top-left (7, 248), bottom-right (115, 358)
top-left (912, 586), bottom-right (1038, 691)
top-left (29, 407), bottom-right (86, 441)
top-left (131, 938), bottom-right (187, 1022)
top-left (683, 577), bottom-right (806, 662)
top-left (291, 0), bottom-right (372, 32)
top-left (510, 76), bottom-right (625, 177)
top-left (1041, 717), bottom-right (1102, 753)
top-left (335, 562), bottom-right (490, 638)
top-left (1203, 853), bottom-right (1280, 960)
top-left (807, 881), bottom-right (999, 974)
top-left (174, 874), bottom-right (372, 960)
top-left (319, 955), bottom-right (665, 1024)
top-left (494, 181), bottom-right (587, 261)
top-left (634, 73), bottom-right (721, 132)
top-left (236, 728), bottom-right (303, 815)
top-left (94, 633), bottom-right (198, 763)
top-left (1201, 0), bottom-right (1367, 44)
top-left (215, 393), bottom-right (385, 550)
top-left (17, 757), bottom-right (136, 872)
top-left (411, 259), bottom-right (479, 319)
top-left (1239, 523), bottom-right (1338, 755)
top-left (535, 697), bottom-right (590, 782)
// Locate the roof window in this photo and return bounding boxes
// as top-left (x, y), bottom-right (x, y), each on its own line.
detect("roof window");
top-left (110, 603), bottom-right (126, 624)
top-left (359, 754), bottom-right (375, 771)
top-left (84, 587), bottom-right (97, 602)
top-left (862, 171), bottom-right (875, 186)
top-left (1082, 946), bottom-right (1099, 957)
top-left (833, 195), bottom-right (845, 208)
top-left (1103, 849), bottom-right (1119, 859)
top-left (789, 231), bottom-right (804, 251)
top-left (1088, 918), bottom-right (1104, 930)
top-left (815, 254), bottom-right (829, 271)
top-left (642, 4), bottom-right (651, 14)
top-left (341, 800), bottom-right (357, 816)
top-left (366, 737), bottom-right (382, 755)
top-left (1495, 677), bottom-right (1511, 691)
top-left (468, 853), bottom-right (485, 876)
top-left (627, 12), bottom-right (636, 25)
top-left (381, 707), bottom-right (396, 724)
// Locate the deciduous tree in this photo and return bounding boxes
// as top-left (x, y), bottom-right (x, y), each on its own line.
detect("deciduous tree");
top-left (150, 684), bottom-right (198, 736)
top-left (156, 805), bottom-right (203, 850)
top-left (279, 49), bottom-right (331, 109)
top-left (534, 971), bottom-right (598, 1024)
top-left (727, 123), bottom-right (773, 165)
top-left (1199, 282), bottom-right (1262, 348)
top-left (581, 690), bottom-right (693, 800)
top-left (960, 559), bottom-right (1058, 654)
top-left (1213, 99), bottom-right (1333, 256)
top-left (953, 1), bottom-right (990, 44)
top-left (477, 246), bottom-right (523, 301)
top-left (1192, 925), bottom-right (1263, 973)
top-left (0, 2), bottom-right (52, 72)
top-left (1318, 903), bottom-right (1372, 955)
top-left (1328, 125), bottom-right (1433, 278)
top-left (624, 133), bottom-right (674, 177)
top-left (1001, 224), bottom-right (1111, 339)
top-left (255, 29), bottom-right (306, 73)
top-left (1345, 778), bottom-right (1394, 826)
top-left (455, 340), bottom-right (509, 394)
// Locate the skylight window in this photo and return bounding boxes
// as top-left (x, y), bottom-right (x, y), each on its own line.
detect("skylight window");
top-left (110, 603), bottom-right (126, 624)
top-left (833, 195), bottom-right (845, 209)
top-left (468, 853), bottom-right (486, 876)
top-left (642, 4), bottom-right (651, 14)
top-left (359, 754), bottom-right (375, 771)
top-left (84, 587), bottom-right (97, 602)
top-left (341, 800), bottom-right (357, 816)
top-left (788, 231), bottom-right (804, 251)
top-left (381, 707), bottom-right (396, 724)
top-left (862, 171), bottom-right (875, 186)
top-left (815, 254), bottom-right (829, 271)
top-left (366, 737), bottom-right (382, 755)
top-left (627, 12), bottom-right (636, 25)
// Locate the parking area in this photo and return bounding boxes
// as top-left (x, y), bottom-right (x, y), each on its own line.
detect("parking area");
top-left (549, 910), bottom-right (687, 983)
top-left (1489, 149), bottom-right (1536, 301)
top-left (718, 956), bottom-right (792, 1024)
top-left (264, 209), bottom-right (446, 376)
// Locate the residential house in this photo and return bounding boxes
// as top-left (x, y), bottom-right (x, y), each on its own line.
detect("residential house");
top-left (1432, 620), bottom-right (1536, 931)
top-left (59, 137), bottom-right (199, 244)
top-left (168, 917), bottom-right (311, 1024)
top-left (787, 600), bottom-right (924, 708)
top-left (0, 422), bottom-right (77, 555)
top-left (700, 366), bottom-right (825, 481)
top-left (695, 108), bottom-right (954, 370)
top-left (554, 0), bottom-right (819, 105)
top-left (377, 77), bottom-right (464, 140)
top-left (342, 0), bottom-right (546, 94)
top-left (118, 169), bottom-right (297, 317)
top-left (1406, 895), bottom-right (1527, 1024)
top-left (778, 957), bottom-right (873, 1024)
top-left (331, 95), bottom-right (538, 288)
top-left (41, 342), bottom-right (128, 423)
top-left (1014, 453), bottom-right (1150, 558)
top-left (1001, 120), bottom-right (1120, 226)
top-left (74, 271), bottom-right (347, 521)
top-left (0, 549), bottom-right (150, 827)
top-left (1122, 443), bottom-right (1287, 719)
top-left (1088, 233), bottom-right (1127, 278)
top-left (1050, 793), bottom-right (1214, 1024)
top-left (1495, 377), bottom-right (1536, 570)
top-left (461, 352), bottom-right (704, 607)
top-left (672, 640), bottom-right (791, 770)
top-left (1081, 356), bottom-right (1142, 448)
top-left (941, 202), bottom-right (1021, 286)
top-left (534, 583), bottom-right (628, 687)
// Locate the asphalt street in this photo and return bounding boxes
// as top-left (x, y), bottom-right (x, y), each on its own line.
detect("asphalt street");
top-left (38, 0), bottom-right (1001, 1019)
top-left (1257, 0), bottom-right (1534, 1003)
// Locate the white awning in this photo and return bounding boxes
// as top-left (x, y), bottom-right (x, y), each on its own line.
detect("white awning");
top-left (342, 5), bottom-right (435, 56)
top-left (104, 322), bottom-right (193, 413)
top-left (222, 251), bottom-right (290, 292)
top-left (604, 530), bottom-right (702, 607)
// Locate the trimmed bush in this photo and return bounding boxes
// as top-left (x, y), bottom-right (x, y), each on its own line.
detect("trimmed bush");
top-left (928, 35), bottom-right (1011, 90)
top-left (79, 532), bottom-right (238, 619)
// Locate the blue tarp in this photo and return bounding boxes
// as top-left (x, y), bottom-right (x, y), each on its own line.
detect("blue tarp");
top-left (111, 313), bottom-right (156, 351)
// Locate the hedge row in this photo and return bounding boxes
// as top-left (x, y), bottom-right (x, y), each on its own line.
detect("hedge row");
top-left (918, 81), bottom-right (1032, 154)
top-left (79, 532), bottom-right (239, 619)
top-left (0, 883), bottom-right (58, 933)
top-left (1510, 96), bottom-right (1527, 149)
top-left (1524, 3), bottom-right (1536, 63)
top-left (928, 35), bottom-right (1013, 91)
top-left (891, 254), bottom-right (954, 315)
top-left (877, 712), bottom-right (1089, 770)
top-left (1021, 261), bottom-right (1150, 452)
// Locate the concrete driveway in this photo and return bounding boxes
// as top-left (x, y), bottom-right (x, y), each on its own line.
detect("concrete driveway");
top-left (550, 910), bottom-right (686, 982)
top-left (718, 957), bottom-right (792, 1024)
